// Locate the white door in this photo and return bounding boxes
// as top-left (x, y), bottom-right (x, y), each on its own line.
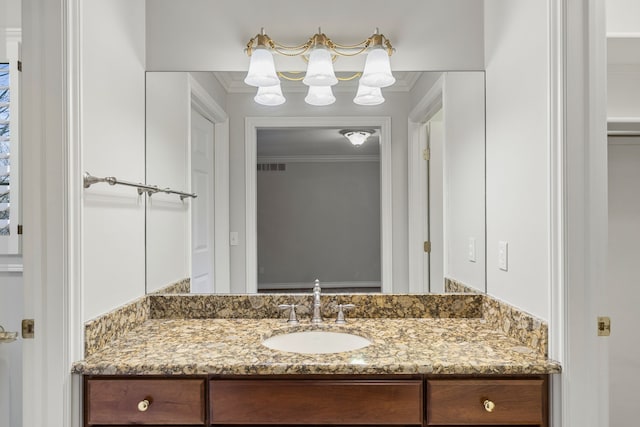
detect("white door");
top-left (190, 108), bottom-right (215, 293)
top-left (1, 41), bottom-right (23, 427)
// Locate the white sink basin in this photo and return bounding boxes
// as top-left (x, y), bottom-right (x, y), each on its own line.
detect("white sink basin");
top-left (262, 331), bottom-right (371, 354)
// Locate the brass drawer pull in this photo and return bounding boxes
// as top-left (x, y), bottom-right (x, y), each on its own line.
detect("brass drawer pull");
top-left (483, 398), bottom-right (496, 412)
top-left (137, 398), bottom-right (151, 412)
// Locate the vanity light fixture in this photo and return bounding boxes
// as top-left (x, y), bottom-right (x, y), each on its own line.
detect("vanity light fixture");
top-left (244, 28), bottom-right (395, 106)
top-left (304, 85), bottom-right (336, 106)
top-left (353, 83), bottom-right (385, 106)
top-left (340, 129), bottom-right (374, 147)
top-left (254, 84), bottom-right (286, 106)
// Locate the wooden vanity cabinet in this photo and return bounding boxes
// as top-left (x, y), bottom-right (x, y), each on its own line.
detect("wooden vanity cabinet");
top-left (84, 376), bottom-right (207, 426)
top-left (426, 376), bottom-right (549, 427)
top-left (209, 377), bottom-right (423, 425)
top-left (83, 375), bottom-right (549, 427)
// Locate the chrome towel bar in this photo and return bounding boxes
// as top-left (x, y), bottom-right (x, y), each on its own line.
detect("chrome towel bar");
top-left (83, 172), bottom-right (197, 200)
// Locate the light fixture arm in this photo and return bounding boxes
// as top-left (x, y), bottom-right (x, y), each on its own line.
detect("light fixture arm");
top-left (278, 71), bottom-right (361, 81)
top-left (366, 32), bottom-right (395, 56)
top-left (245, 28), bottom-right (394, 58)
top-left (245, 29), bottom-right (277, 56)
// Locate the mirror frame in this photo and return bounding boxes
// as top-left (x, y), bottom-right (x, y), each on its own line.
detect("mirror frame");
top-left (244, 116), bottom-right (393, 293)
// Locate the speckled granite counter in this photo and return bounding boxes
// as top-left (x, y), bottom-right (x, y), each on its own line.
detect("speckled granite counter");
top-left (72, 317), bottom-right (561, 376)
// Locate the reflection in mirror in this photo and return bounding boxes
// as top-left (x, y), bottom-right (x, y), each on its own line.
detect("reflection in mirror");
top-left (145, 71), bottom-right (486, 295)
top-left (256, 127), bottom-right (381, 293)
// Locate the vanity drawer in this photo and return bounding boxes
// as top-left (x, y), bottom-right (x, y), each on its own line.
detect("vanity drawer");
top-left (210, 379), bottom-right (423, 425)
top-left (85, 377), bottom-right (206, 425)
top-left (426, 378), bottom-right (546, 425)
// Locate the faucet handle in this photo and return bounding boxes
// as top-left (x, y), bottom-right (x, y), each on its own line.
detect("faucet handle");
top-left (278, 304), bottom-right (300, 325)
top-left (335, 304), bottom-right (356, 324)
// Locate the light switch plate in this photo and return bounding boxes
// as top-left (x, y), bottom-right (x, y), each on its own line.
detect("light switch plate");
top-left (498, 241), bottom-right (508, 271)
top-left (467, 237), bottom-right (476, 262)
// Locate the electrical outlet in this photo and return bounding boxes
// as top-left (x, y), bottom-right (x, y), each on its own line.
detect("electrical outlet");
top-left (467, 237), bottom-right (476, 262)
top-left (498, 241), bottom-right (508, 271)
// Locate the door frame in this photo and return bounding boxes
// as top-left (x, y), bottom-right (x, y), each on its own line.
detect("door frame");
top-left (407, 75), bottom-right (443, 293)
top-left (22, 0), bottom-right (84, 426)
top-left (548, 0), bottom-right (609, 426)
top-left (188, 75), bottom-right (230, 293)
top-left (244, 116), bottom-right (393, 293)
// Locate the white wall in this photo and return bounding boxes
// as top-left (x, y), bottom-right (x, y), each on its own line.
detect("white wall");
top-left (145, 0), bottom-right (484, 72)
top-left (606, 0), bottom-right (640, 34)
top-left (484, 0), bottom-right (549, 320)
top-left (81, 0), bottom-right (146, 321)
top-left (227, 91), bottom-right (410, 293)
top-left (0, 0), bottom-right (20, 59)
top-left (442, 72), bottom-right (486, 292)
top-left (607, 139), bottom-right (640, 427)
top-left (608, 68), bottom-right (640, 117)
top-left (257, 161), bottom-right (381, 287)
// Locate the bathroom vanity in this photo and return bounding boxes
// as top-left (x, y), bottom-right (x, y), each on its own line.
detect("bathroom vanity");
top-left (74, 302), bottom-right (559, 427)
top-left (84, 374), bottom-right (549, 426)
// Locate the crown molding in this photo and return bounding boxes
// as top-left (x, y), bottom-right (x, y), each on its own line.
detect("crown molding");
top-left (257, 154), bottom-right (380, 163)
top-left (214, 71), bottom-right (423, 94)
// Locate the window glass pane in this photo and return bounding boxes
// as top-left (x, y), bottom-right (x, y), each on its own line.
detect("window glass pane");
top-left (0, 63), bottom-right (10, 235)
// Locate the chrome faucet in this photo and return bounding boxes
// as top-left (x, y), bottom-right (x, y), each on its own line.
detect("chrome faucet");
top-left (311, 279), bottom-right (323, 323)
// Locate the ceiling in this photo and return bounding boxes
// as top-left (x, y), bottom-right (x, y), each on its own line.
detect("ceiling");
top-left (257, 127), bottom-right (381, 158)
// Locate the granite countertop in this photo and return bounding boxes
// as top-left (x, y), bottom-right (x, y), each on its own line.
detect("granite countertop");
top-left (72, 317), bottom-right (561, 376)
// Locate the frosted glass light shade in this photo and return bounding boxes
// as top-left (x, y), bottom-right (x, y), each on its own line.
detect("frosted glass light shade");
top-left (303, 47), bottom-right (338, 86)
top-left (254, 84), bottom-right (286, 106)
top-left (344, 131), bottom-right (371, 146)
top-left (360, 46), bottom-right (396, 88)
top-left (353, 83), bottom-right (385, 105)
top-left (304, 85), bottom-right (336, 106)
top-left (244, 46), bottom-right (280, 87)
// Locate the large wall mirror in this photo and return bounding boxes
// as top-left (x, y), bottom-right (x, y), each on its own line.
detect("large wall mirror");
top-left (145, 70), bottom-right (486, 295)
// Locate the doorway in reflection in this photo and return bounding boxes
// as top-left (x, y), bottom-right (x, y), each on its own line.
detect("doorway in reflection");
top-left (256, 127), bottom-right (381, 293)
